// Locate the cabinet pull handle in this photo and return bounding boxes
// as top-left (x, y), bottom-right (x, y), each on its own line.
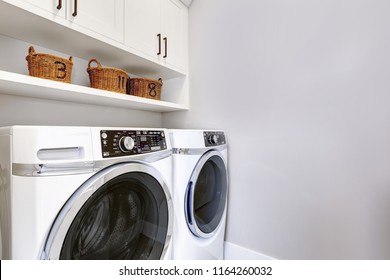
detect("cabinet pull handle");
top-left (157, 33), bottom-right (162, 55)
top-left (57, 0), bottom-right (62, 10)
top-left (163, 37), bottom-right (168, 58)
top-left (72, 0), bottom-right (78, 17)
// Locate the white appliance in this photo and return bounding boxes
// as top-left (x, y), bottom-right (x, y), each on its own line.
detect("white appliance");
top-left (169, 129), bottom-right (228, 259)
top-left (0, 126), bottom-right (173, 260)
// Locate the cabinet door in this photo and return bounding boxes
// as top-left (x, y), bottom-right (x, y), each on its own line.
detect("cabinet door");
top-left (19, 0), bottom-right (66, 18)
top-left (67, 0), bottom-right (124, 42)
top-left (161, 0), bottom-right (187, 70)
top-left (124, 0), bottom-right (161, 60)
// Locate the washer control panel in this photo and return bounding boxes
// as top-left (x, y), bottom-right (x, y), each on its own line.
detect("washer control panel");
top-left (100, 130), bottom-right (167, 158)
top-left (204, 131), bottom-right (226, 147)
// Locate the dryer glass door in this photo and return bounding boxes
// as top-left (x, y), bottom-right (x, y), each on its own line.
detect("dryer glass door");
top-left (42, 163), bottom-right (172, 260)
top-left (186, 151), bottom-right (228, 238)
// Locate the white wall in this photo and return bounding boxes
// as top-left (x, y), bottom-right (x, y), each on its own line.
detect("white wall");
top-left (0, 35), bottom-right (162, 128)
top-left (163, 0), bottom-right (390, 259)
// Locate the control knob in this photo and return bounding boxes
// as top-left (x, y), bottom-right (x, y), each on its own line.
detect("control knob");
top-left (207, 134), bottom-right (218, 145)
top-left (119, 136), bottom-right (135, 152)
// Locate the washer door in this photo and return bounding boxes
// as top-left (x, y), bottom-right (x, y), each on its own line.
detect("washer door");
top-left (42, 163), bottom-right (172, 260)
top-left (185, 150), bottom-right (228, 238)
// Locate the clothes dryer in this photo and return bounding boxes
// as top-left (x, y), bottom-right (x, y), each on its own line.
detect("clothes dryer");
top-left (169, 130), bottom-right (228, 259)
top-left (0, 126), bottom-right (173, 260)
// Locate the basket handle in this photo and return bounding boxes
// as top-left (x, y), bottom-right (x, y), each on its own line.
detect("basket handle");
top-left (28, 46), bottom-right (35, 55)
top-left (87, 59), bottom-right (102, 70)
top-left (28, 46), bottom-right (72, 62)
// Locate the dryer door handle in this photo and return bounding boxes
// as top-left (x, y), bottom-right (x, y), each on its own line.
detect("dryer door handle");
top-left (186, 181), bottom-right (194, 226)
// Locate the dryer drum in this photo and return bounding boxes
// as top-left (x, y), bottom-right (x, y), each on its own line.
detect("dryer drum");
top-left (186, 153), bottom-right (228, 238)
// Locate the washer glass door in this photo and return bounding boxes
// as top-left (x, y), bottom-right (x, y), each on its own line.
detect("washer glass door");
top-left (43, 163), bottom-right (172, 260)
top-left (186, 150), bottom-right (228, 238)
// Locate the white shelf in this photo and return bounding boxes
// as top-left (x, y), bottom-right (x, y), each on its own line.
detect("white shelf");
top-left (0, 71), bottom-right (188, 112)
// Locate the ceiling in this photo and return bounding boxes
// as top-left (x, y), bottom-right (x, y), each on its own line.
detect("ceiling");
top-left (180, 0), bottom-right (193, 7)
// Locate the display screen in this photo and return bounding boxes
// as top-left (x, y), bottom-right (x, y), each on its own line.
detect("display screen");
top-left (100, 130), bottom-right (167, 158)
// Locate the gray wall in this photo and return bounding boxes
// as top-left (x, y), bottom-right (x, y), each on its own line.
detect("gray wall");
top-left (163, 0), bottom-right (390, 259)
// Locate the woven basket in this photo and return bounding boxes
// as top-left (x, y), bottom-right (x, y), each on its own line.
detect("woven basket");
top-left (26, 46), bottom-right (73, 83)
top-left (87, 59), bottom-right (129, 94)
top-left (128, 78), bottom-right (163, 100)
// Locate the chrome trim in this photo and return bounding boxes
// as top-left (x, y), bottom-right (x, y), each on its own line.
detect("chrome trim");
top-left (185, 150), bottom-right (228, 239)
top-left (12, 162), bottom-right (96, 176)
top-left (172, 144), bottom-right (227, 155)
top-left (41, 162), bottom-right (173, 260)
top-left (12, 150), bottom-right (172, 177)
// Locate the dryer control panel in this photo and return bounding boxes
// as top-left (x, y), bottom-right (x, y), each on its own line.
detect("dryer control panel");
top-left (204, 131), bottom-right (226, 147)
top-left (100, 130), bottom-right (167, 158)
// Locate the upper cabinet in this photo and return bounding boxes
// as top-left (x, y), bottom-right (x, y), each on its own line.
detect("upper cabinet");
top-left (18, 0), bottom-right (124, 42)
top-left (125, 0), bottom-right (188, 71)
top-left (124, 0), bottom-right (161, 62)
top-left (18, 0), bottom-right (66, 17)
top-left (66, 0), bottom-right (124, 43)
top-left (161, 0), bottom-right (188, 71)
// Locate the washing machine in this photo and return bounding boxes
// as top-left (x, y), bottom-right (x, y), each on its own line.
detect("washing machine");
top-left (0, 125), bottom-right (173, 260)
top-left (169, 129), bottom-right (228, 259)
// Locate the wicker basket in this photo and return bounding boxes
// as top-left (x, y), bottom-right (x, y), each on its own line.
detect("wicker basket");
top-left (128, 77), bottom-right (163, 100)
top-left (26, 46), bottom-right (73, 83)
top-left (87, 59), bottom-right (129, 94)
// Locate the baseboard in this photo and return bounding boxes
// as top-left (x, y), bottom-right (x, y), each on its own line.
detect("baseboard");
top-left (224, 242), bottom-right (276, 260)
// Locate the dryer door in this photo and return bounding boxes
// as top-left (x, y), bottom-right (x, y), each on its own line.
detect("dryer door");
top-left (42, 162), bottom-right (172, 260)
top-left (185, 150), bottom-right (228, 238)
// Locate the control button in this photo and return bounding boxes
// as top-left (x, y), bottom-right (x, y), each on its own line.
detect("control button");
top-left (101, 132), bottom-right (108, 139)
top-left (208, 134), bottom-right (218, 145)
top-left (119, 136), bottom-right (135, 152)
